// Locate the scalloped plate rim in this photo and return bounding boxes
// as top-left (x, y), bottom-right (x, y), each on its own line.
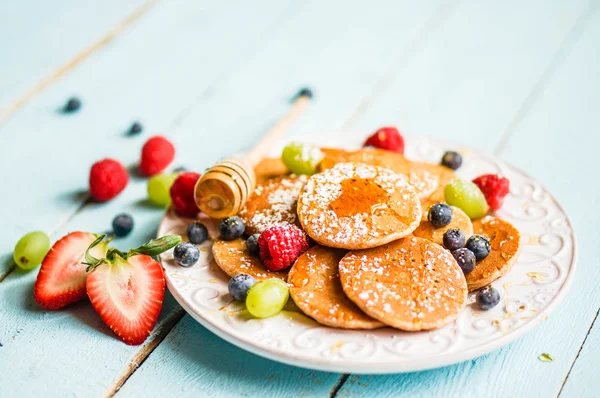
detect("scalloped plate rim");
top-left (159, 135), bottom-right (577, 374)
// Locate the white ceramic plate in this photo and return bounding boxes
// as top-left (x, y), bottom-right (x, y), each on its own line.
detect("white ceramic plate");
top-left (158, 136), bottom-right (577, 374)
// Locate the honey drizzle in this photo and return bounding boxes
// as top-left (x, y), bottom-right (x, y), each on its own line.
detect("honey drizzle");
top-left (329, 178), bottom-right (389, 218)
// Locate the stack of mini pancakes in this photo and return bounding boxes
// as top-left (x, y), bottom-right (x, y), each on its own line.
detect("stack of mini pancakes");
top-left (211, 148), bottom-right (520, 331)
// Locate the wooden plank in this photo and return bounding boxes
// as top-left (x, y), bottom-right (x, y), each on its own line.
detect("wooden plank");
top-left (336, 2), bottom-right (600, 397)
top-left (0, 0), bottom-right (152, 116)
top-left (98, 0), bottom-right (448, 395)
top-left (0, 0), bottom-right (297, 278)
top-left (115, 316), bottom-right (343, 397)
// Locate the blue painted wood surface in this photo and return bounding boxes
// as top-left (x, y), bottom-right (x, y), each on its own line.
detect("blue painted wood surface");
top-left (1, 1), bottom-right (599, 397)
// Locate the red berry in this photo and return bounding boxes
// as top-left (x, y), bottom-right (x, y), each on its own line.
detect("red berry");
top-left (363, 126), bottom-right (405, 154)
top-left (472, 174), bottom-right (510, 211)
top-left (139, 136), bottom-right (175, 176)
top-left (170, 172), bottom-right (201, 217)
top-left (89, 158), bottom-right (129, 202)
top-left (258, 225), bottom-right (309, 271)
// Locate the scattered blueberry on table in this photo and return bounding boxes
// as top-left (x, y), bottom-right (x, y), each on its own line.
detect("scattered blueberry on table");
top-left (62, 97), bottom-right (81, 113)
top-left (466, 234), bottom-right (491, 261)
top-left (112, 214), bottom-right (134, 237)
top-left (173, 242), bottom-right (200, 267)
top-left (128, 121), bottom-right (143, 135)
top-left (443, 228), bottom-right (465, 251)
top-left (187, 223), bottom-right (208, 244)
top-left (228, 273), bottom-right (256, 302)
top-left (476, 285), bottom-right (501, 310)
top-left (441, 151), bottom-right (463, 170)
top-left (219, 216), bottom-right (245, 240)
top-left (428, 203), bottom-right (453, 227)
top-left (297, 87), bottom-right (313, 99)
top-left (452, 248), bottom-right (476, 274)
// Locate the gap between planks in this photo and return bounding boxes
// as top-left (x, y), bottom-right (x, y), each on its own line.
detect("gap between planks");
top-left (0, 0), bottom-right (162, 126)
top-left (329, 374), bottom-right (350, 398)
top-left (557, 305), bottom-right (600, 397)
top-left (340, 0), bottom-right (459, 131)
top-left (0, 196), bottom-right (91, 283)
top-left (493, 0), bottom-right (597, 156)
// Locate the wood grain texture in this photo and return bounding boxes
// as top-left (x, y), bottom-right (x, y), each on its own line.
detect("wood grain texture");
top-left (0, 0), bottom-right (296, 278)
top-left (337, 1), bottom-right (600, 397)
top-left (2, 0), bottom-right (599, 396)
top-left (0, 0), bottom-right (149, 113)
top-left (116, 315), bottom-right (343, 397)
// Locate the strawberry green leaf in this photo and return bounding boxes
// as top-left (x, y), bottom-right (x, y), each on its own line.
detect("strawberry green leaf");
top-left (129, 235), bottom-right (182, 257)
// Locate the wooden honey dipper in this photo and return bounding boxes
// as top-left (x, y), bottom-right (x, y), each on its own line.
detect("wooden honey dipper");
top-left (194, 89), bottom-right (312, 219)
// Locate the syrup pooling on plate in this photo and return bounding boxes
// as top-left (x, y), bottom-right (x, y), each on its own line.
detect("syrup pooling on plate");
top-left (297, 162), bottom-right (422, 250)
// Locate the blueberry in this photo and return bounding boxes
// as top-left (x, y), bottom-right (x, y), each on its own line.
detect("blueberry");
top-left (63, 97), bottom-right (81, 113)
top-left (112, 214), bottom-right (134, 237)
top-left (452, 248), bottom-right (476, 274)
top-left (173, 242), bottom-right (200, 267)
top-left (441, 151), bottom-right (462, 170)
top-left (128, 121), bottom-right (143, 135)
top-left (228, 273), bottom-right (257, 302)
top-left (476, 286), bottom-right (501, 310)
top-left (246, 234), bottom-right (260, 256)
top-left (428, 203), bottom-right (453, 228)
top-left (173, 166), bottom-right (187, 173)
top-left (443, 228), bottom-right (466, 251)
top-left (187, 223), bottom-right (208, 244)
top-left (219, 216), bottom-right (245, 240)
top-left (466, 234), bottom-right (491, 261)
top-left (296, 87), bottom-right (313, 100)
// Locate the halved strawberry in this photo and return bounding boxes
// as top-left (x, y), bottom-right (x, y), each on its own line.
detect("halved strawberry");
top-left (34, 232), bottom-right (107, 310)
top-left (84, 234), bottom-right (181, 345)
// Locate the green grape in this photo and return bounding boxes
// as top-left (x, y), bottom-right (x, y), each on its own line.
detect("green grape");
top-left (281, 142), bottom-right (324, 175)
top-left (245, 278), bottom-right (289, 318)
top-left (13, 231), bottom-right (51, 270)
top-left (147, 173), bottom-right (178, 206)
top-left (444, 178), bottom-right (489, 219)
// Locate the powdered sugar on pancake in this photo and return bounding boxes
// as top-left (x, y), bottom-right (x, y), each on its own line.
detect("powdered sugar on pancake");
top-left (297, 162), bottom-right (422, 249)
top-left (339, 237), bottom-right (468, 331)
top-left (239, 175), bottom-right (307, 235)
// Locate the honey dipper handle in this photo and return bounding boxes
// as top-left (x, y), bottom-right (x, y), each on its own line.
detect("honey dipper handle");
top-left (244, 93), bottom-right (311, 166)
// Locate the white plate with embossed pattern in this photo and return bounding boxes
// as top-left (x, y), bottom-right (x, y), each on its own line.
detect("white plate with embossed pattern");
top-left (157, 135), bottom-right (577, 374)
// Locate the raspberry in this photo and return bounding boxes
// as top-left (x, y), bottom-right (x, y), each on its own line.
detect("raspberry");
top-left (363, 126), bottom-right (405, 154)
top-left (472, 174), bottom-right (510, 211)
top-left (258, 225), bottom-right (309, 271)
top-left (89, 158), bottom-right (129, 202)
top-left (170, 172), bottom-right (201, 217)
top-left (139, 136), bottom-right (175, 176)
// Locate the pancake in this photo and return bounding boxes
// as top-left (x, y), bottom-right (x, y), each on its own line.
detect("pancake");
top-left (297, 162), bottom-right (422, 250)
top-left (466, 216), bottom-right (521, 291)
top-left (339, 237), bottom-right (468, 331)
top-left (212, 238), bottom-right (287, 281)
top-left (238, 175), bottom-right (307, 235)
top-left (413, 205), bottom-right (473, 245)
top-left (288, 245), bottom-right (384, 329)
top-left (253, 157), bottom-right (290, 184)
top-left (319, 147), bottom-right (455, 200)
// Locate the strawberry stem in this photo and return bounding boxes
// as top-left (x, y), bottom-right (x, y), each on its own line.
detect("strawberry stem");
top-left (84, 234), bottom-right (182, 272)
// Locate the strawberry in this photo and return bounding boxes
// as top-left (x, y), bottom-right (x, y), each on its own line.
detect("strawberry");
top-left (363, 126), bottom-right (405, 154)
top-left (84, 234), bottom-right (181, 345)
top-left (34, 232), bottom-right (108, 310)
top-left (472, 174), bottom-right (510, 211)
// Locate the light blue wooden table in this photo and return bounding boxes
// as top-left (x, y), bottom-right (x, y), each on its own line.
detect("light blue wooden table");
top-left (1, 1), bottom-right (599, 396)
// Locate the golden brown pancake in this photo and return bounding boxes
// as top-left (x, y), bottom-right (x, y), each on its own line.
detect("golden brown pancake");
top-left (288, 245), bottom-right (383, 329)
top-left (319, 147), bottom-right (455, 200)
top-left (238, 175), bottom-right (307, 235)
top-left (339, 237), bottom-right (468, 331)
top-left (413, 206), bottom-right (473, 246)
top-left (253, 157), bottom-right (289, 184)
top-left (212, 238), bottom-right (287, 281)
top-left (297, 162), bottom-right (422, 250)
top-left (466, 216), bottom-right (521, 291)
